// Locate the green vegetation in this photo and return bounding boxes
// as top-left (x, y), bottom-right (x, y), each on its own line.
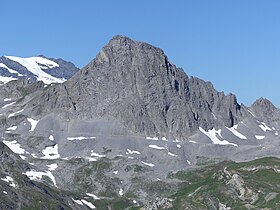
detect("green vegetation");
top-left (69, 157), bottom-right (280, 209)
top-left (7, 155), bottom-right (280, 209)
top-left (94, 197), bottom-right (135, 210)
top-left (170, 157), bottom-right (280, 209)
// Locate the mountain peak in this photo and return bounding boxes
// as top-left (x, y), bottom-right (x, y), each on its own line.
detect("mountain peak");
top-left (250, 97), bottom-right (277, 119)
top-left (106, 35), bottom-right (164, 54)
top-left (109, 35), bottom-right (135, 43)
top-left (106, 35), bottom-right (137, 51)
top-left (93, 35), bottom-right (165, 69)
top-left (38, 36), bottom-right (245, 138)
top-left (252, 97), bottom-right (276, 110)
top-left (37, 54), bottom-right (46, 58)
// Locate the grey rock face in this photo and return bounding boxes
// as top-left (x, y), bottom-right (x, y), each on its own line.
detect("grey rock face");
top-left (32, 35), bottom-right (246, 139)
top-left (250, 97), bottom-right (280, 122)
top-left (143, 198), bottom-right (173, 210)
top-left (0, 78), bottom-right (45, 99)
top-left (39, 55), bottom-right (80, 79)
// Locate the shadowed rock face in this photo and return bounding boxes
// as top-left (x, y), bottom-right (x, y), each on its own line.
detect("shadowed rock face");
top-left (30, 35), bottom-right (246, 139)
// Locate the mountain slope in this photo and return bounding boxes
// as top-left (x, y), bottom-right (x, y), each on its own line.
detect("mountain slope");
top-left (168, 157), bottom-right (280, 210)
top-left (0, 55), bottom-right (79, 85)
top-left (0, 141), bottom-right (88, 210)
top-left (29, 35), bottom-right (250, 139)
top-left (0, 35), bottom-right (280, 209)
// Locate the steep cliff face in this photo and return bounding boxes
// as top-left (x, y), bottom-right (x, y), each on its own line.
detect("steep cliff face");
top-left (29, 35), bottom-right (246, 138)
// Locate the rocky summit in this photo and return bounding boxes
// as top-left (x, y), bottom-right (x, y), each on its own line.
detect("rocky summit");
top-left (0, 35), bottom-right (280, 209)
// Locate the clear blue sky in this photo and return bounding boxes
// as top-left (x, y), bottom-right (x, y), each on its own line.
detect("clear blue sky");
top-left (1, 0), bottom-right (280, 107)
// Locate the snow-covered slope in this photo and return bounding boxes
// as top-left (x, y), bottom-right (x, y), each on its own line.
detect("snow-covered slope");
top-left (5, 56), bottom-right (65, 84)
top-left (0, 55), bottom-right (79, 85)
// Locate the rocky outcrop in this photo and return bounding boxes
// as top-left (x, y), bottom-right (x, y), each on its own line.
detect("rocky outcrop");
top-left (29, 35), bottom-right (247, 139)
top-left (250, 97), bottom-right (280, 122)
top-left (40, 55), bottom-right (80, 79)
top-left (142, 198), bottom-right (173, 210)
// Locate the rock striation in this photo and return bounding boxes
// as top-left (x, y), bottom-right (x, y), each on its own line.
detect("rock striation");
top-left (32, 35), bottom-right (247, 139)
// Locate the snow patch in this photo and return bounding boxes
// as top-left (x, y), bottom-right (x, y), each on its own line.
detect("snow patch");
top-left (72, 198), bottom-right (84, 205)
top-left (90, 150), bottom-right (106, 157)
top-left (6, 126), bottom-right (17, 131)
top-left (47, 163), bottom-right (58, 171)
top-left (81, 199), bottom-right (96, 209)
top-left (141, 161), bottom-right (155, 167)
top-left (86, 157), bottom-right (98, 162)
top-left (86, 193), bottom-right (100, 200)
top-left (1, 176), bottom-right (16, 188)
top-left (259, 122), bottom-right (272, 132)
top-left (199, 127), bottom-right (238, 147)
top-left (189, 140), bottom-right (197, 144)
top-left (90, 151), bottom-right (105, 158)
top-left (146, 137), bottom-right (159, 141)
top-left (5, 56), bottom-right (65, 84)
top-left (19, 155), bottom-right (27, 160)
top-left (27, 118), bottom-right (39, 132)
top-left (162, 137), bottom-right (168, 141)
top-left (0, 63), bottom-right (23, 76)
top-left (8, 109), bottom-right (24, 118)
top-left (67, 136), bottom-right (96, 141)
top-left (255, 135), bottom-right (265, 140)
top-left (41, 144), bottom-right (60, 159)
top-left (212, 113), bottom-right (217, 119)
top-left (126, 149), bottom-right (141, 155)
top-left (176, 144), bottom-right (181, 148)
top-left (119, 188), bottom-right (124, 196)
top-left (48, 135), bottom-right (54, 141)
top-left (3, 140), bottom-right (25, 154)
top-left (248, 110), bottom-right (256, 117)
top-left (148, 145), bottom-right (165, 150)
top-left (241, 121), bottom-right (247, 127)
top-left (23, 170), bottom-right (57, 188)
top-left (31, 153), bottom-right (38, 158)
top-left (113, 170), bottom-right (118, 175)
top-left (3, 98), bottom-right (12, 102)
top-left (168, 152), bottom-right (177, 157)
top-left (2, 101), bottom-right (16, 108)
top-left (32, 57), bottom-right (59, 69)
top-left (226, 125), bottom-right (247, 139)
top-left (0, 76), bottom-right (17, 84)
